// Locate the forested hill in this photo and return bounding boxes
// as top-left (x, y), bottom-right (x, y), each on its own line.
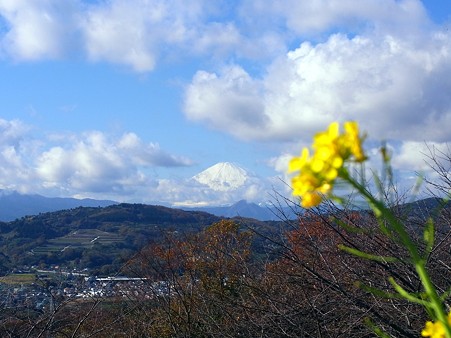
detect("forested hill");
top-left (0, 203), bottom-right (226, 275)
top-left (0, 198), bottom-right (447, 276)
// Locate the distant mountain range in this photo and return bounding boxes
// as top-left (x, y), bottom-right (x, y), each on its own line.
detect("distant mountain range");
top-left (0, 162), bottom-right (292, 221)
top-left (2, 188), bottom-right (448, 223)
top-left (182, 199), bottom-right (300, 221)
top-left (0, 190), bottom-right (117, 221)
top-left (0, 190), bottom-right (298, 222)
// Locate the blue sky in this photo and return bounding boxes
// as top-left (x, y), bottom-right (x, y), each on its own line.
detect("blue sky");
top-left (0, 0), bottom-right (450, 206)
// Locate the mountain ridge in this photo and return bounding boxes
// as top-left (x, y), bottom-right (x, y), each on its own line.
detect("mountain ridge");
top-left (181, 199), bottom-right (299, 221)
top-left (0, 188), bottom-right (292, 222)
top-left (0, 190), bottom-right (117, 221)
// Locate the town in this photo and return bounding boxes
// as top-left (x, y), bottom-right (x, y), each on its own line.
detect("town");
top-left (0, 266), bottom-right (170, 312)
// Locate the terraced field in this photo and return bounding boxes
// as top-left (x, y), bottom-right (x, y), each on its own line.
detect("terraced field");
top-left (32, 229), bottom-right (123, 255)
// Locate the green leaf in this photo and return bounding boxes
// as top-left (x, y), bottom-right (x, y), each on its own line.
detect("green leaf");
top-left (332, 217), bottom-right (368, 234)
top-left (439, 287), bottom-right (451, 302)
top-left (338, 244), bottom-right (398, 263)
top-left (355, 281), bottom-right (402, 299)
top-left (388, 277), bottom-right (430, 307)
top-left (423, 218), bottom-right (435, 256)
top-left (368, 199), bottom-right (383, 218)
top-left (364, 318), bottom-right (391, 338)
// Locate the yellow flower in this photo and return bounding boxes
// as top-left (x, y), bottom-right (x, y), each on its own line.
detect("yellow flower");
top-left (421, 313), bottom-right (451, 338)
top-left (299, 191), bottom-right (322, 208)
top-left (288, 148), bottom-right (310, 172)
top-left (291, 171), bottom-right (317, 195)
top-left (288, 121), bottom-right (366, 208)
top-left (343, 121), bottom-right (367, 162)
top-left (313, 122), bottom-right (340, 150)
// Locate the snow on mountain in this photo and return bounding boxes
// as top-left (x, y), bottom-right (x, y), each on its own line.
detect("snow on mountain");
top-left (192, 162), bottom-right (249, 192)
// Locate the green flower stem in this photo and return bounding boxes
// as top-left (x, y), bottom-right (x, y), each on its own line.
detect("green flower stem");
top-left (340, 169), bottom-right (451, 337)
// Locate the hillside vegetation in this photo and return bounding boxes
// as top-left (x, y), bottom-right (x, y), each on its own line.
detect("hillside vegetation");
top-left (0, 203), bottom-right (223, 274)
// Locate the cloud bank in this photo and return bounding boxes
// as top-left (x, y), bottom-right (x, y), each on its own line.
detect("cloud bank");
top-left (0, 119), bottom-right (192, 198)
top-left (184, 31), bottom-right (451, 143)
top-left (0, 0), bottom-right (259, 71)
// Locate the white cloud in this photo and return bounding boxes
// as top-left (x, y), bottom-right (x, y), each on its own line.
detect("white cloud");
top-left (267, 152), bottom-right (296, 192)
top-left (0, 146), bottom-right (29, 190)
top-left (0, 0), bottom-right (433, 72)
top-left (117, 132), bottom-right (192, 167)
top-left (0, 0), bottom-right (80, 60)
top-left (80, 0), bottom-right (158, 72)
top-left (184, 30), bottom-right (451, 143)
top-left (363, 141), bottom-right (451, 197)
top-left (0, 0), bottom-right (255, 71)
top-left (0, 120), bottom-right (195, 199)
top-left (392, 141), bottom-right (450, 173)
top-left (35, 131), bottom-right (192, 194)
top-left (0, 118), bottom-right (29, 144)
top-left (0, 119), bottom-right (35, 192)
top-left (79, 0), bottom-right (268, 70)
top-left (184, 66), bottom-right (267, 140)
top-left (245, 0), bottom-right (429, 36)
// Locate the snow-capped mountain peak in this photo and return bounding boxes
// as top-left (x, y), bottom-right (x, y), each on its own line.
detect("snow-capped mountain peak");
top-left (192, 162), bottom-right (249, 192)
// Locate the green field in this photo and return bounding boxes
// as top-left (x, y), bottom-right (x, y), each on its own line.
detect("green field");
top-left (0, 273), bottom-right (36, 285)
top-left (32, 229), bottom-right (123, 255)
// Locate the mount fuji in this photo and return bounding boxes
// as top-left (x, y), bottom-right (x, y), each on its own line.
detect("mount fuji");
top-left (183, 162), bottom-right (299, 220)
top-left (192, 162), bottom-right (250, 192)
